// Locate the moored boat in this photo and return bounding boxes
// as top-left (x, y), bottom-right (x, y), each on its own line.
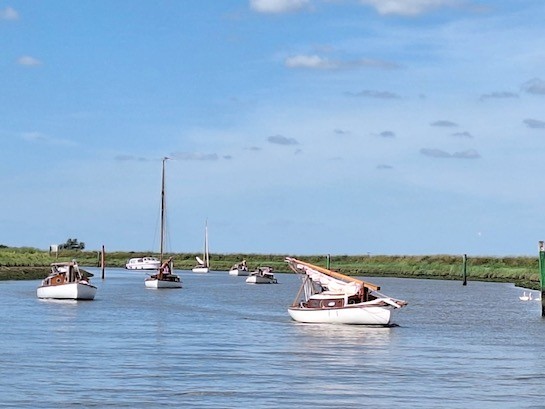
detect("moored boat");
top-left (229, 259), bottom-right (249, 276)
top-left (145, 256), bottom-right (182, 288)
top-left (192, 221), bottom-right (210, 273)
top-left (285, 257), bottom-right (406, 325)
top-left (245, 266), bottom-right (277, 284)
top-left (144, 157), bottom-right (182, 289)
top-left (126, 256), bottom-right (161, 270)
top-left (37, 261), bottom-right (97, 300)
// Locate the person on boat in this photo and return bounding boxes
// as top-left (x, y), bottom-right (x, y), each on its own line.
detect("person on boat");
top-left (160, 257), bottom-right (173, 275)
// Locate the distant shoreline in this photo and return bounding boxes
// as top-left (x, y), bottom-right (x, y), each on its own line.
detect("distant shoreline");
top-left (0, 248), bottom-right (541, 289)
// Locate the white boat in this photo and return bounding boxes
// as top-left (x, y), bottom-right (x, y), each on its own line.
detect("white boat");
top-left (192, 222), bottom-right (210, 273)
top-left (285, 257), bottom-right (406, 325)
top-left (125, 256), bottom-right (161, 270)
top-left (144, 157), bottom-right (182, 289)
top-left (37, 261), bottom-right (97, 300)
top-left (245, 266), bottom-right (278, 284)
top-left (229, 259), bottom-right (249, 276)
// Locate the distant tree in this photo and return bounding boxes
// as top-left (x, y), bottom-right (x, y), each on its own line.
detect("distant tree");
top-left (58, 238), bottom-right (85, 250)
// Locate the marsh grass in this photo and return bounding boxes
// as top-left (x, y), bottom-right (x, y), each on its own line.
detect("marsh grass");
top-left (0, 247), bottom-right (540, 288)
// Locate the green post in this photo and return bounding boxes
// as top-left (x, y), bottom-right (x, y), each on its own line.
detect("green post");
top-left (326, 254), bottom-right (331, 270)
top-left (462, 254), bottom-right (467, 286)
top-left (539, 241), bottom-right (545, 316)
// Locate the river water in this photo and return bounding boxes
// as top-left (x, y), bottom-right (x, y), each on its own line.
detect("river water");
top-left (1, 268), bottom-right (543, 408)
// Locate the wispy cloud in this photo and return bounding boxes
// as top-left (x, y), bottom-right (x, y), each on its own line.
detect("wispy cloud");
top-left (18, 56), bottom-right (42, 67)
top-left (521, 78), bottom-right (545, 95)
top-left (20, 132), bottom-right (76, 146)
top-left (249, 0), bottom-right (310, 14)
top-left (0, 6), bottom-right (18, 20)
top-left (420, 148), bottom-right (481, 159)
top-left (523, 119), bottom-right (545, 129)
top-left (334, 129), bottom-right (350, 135)
top-left (378, 131), bottom-right (396, 138)
top-left (377, 164), bottom-right (394, 170)
top-left (358, 0), bottom-right (461, 16)
top-left (451, 131), bottom-right (473, 138)
top-left (170, 152), bottom-right (219, 161)
top-left (346, 90), bottom-right (401, 99)
top-left (430, 120), bottom-right (458, 127)
top-left (114, 155), bottom-right (148, 162)
top-left (267, 135), bottom-right (299, 145)
top-left (479, 91), bottom-right (518, 101)
top-left (284, 54), bottom-right (400, 71)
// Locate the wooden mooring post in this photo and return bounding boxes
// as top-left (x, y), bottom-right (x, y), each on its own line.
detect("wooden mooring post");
top-left (101, 245), bottom-right (106, 280)
top-left (539, 241), bottom-right (545, 316)
top-left (462, 254), bottom-right (467, 286)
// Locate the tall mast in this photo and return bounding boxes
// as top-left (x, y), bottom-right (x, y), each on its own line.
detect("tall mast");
top-left (160, 157), bottom-right (168, 262)
top-left (205, 220), bottom-right (209, 267)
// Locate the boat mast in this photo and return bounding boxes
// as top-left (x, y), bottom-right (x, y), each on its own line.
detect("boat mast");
top-left (160, 157), bottom-right (168, 263)
top-left (204, 220), bottom-right (209, 267)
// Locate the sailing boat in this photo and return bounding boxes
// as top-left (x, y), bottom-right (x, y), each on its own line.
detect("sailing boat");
top-left (145, 157), bottom-right (182, 289)
top-left (192, 221), bottom-right (210, 273)
top-left (285, 257), bottom-right (406, 325)
top-left (37, 260), bottom-right (97, 300)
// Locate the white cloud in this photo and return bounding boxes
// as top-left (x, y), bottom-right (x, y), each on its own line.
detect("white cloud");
top-left (0, 6), bottom-right (18, 20)
top-left (18, 56), bottom-right (42, 66)
top-left (359, 0), bottom-right (458, 16)
top-left (285, 54), bottom-right (400, 70)
top-left (285, 54), bottom-right (336, 69)
top-left (250, 0), bottom-right (310, 14)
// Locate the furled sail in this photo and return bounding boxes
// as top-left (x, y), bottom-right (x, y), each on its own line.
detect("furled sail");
top-left (285, 257), bottom-right (380, 296)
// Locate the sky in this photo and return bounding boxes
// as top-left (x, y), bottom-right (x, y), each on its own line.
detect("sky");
top-left (1, 0), bottom-right (544, 257)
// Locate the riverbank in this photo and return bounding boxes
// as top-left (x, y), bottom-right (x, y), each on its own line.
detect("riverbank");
top-left (0, 247), bottom-right (541, 289)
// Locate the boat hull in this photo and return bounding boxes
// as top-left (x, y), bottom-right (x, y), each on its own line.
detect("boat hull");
top-left (145, 277), bottom-right (182, 288)
top-left (192, 267), bottom-right (209, 273)
top-left (245, 275), bottom-right (276, 284)
top-left (287, 304), bottom-right (394, 325)
top-left (229, 269), bottom-right (249, 276)
top-left (37, 282), bottom-right (97, 300)
top-left (126, 257), bottom-right (161, 270)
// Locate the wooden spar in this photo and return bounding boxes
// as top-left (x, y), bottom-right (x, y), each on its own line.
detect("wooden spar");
top-left (286, 257), bottom-right (381, 291)
top-left (291, 275), bottom-right (308, 307)
top-left (101, 245), bottom-right (105, 279)
top-left (462, 254), bottom-right (467, 286)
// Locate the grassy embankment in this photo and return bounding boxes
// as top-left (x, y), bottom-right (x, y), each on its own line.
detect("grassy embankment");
top-left (0, 246), bottom-right (541, 289)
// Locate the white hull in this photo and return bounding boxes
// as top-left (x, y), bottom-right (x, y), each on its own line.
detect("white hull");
top-left (245, 275), bottom-right (276, 284)
top-left (145, 277), bottom-right (182, 288)
top-left (126, 263), bottom-right (160, 270)
top-left (229, 269), bottom-right (249, 276)
top-left (126, 257), bottom-right (161, 270)
top-left (37, 282), bottom-right (97, 300)
top-left (288, 304), bottom-right (394, 325)
top-left (192, 266), bottom-right (209, 273)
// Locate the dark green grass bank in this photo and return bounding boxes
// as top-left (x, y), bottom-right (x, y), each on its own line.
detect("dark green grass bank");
top-left (0, 247), bottom-right (540, 289)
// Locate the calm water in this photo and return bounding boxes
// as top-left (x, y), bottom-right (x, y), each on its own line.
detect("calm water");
top-left (1, 268), bottom-right (544, 408)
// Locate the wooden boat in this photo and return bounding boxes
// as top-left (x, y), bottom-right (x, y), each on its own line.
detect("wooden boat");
top-left (192, 221), bottom-right (210, 273)
top-left (285, 257), bottom-right (406, 325)
top-left (37, 261), bottom-right (97, 300)
top-left (126, 256), bottom-right (161, 270)
top-left (229, 259), bottom-right (249, 276)
top-left (144, 157), bottom-right (182, 289)
top-left (245, 266), bottom-right (277, 284)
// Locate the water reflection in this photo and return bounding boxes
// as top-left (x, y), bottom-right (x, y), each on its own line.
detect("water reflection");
top-left (292, 322), bottom-right (393, 345)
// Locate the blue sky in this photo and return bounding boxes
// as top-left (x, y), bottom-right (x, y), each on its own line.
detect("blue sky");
top-left (1, 0), bottom-right (544, 256)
